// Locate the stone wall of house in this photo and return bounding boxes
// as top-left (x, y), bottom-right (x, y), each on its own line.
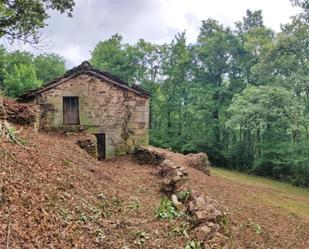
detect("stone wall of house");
top-left (33, 74), bottom-right (149, 158)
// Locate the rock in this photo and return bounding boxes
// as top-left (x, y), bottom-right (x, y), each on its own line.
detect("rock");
top-left (186, 152), bottom-right (211, 176)
top-left (195, 223), bottom-right (220, 241)
top-left (205, 204), bottom-right (222, 222)
top-left (189, 196), bottom-right (207, 212)
top-left (178, 167), bottom-right (188, 176)
top-left (159, 159), bottom-right (188, 194)
top-left (195, 196), bottom-right (207, 209)
top-left (194, 211), bottom-right (209, 222)
top-left (161, 174), bottom-right (189, 194)
top-left (158, 159), bottom-right (188, 178)
top-left (205, 196), bottom-right (218, 206)
top-left (134, 146), bottom-right (166, 165)
top-left (196, 225), bottom-right (211, 241)
top-left (161, 177), bottom-right (176, 193)
top-left (158, 159), bottom-right (178, 177)
top-left (171, 194), bottom-right (186, 212)
top-left (97, 193), bottom-right (107, 200)
top-left (172, 175), bottom-right (182, 182)
top-left (77, 138), bottom-right (97, 158)
top-left (194, 206), bottom-right (222, 223)
top-left (207, 222), bottom-right (220, 233)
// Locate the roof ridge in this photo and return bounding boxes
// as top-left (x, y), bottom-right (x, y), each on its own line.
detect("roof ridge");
top-left (20, 61), bottom-right (150, 99)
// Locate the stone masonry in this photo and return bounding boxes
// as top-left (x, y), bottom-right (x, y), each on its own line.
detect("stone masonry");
top-left (22, 62), bottom-right (150, 159)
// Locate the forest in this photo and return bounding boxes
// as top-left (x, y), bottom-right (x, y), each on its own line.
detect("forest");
top-left (0, 5), bottom-right (308, 186)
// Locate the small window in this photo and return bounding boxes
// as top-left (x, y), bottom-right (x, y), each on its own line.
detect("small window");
top-left (63, 96), bottom-right (80, 125)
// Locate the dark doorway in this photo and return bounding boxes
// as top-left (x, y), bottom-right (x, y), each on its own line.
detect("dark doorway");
top-left (63, 96), bottom-right (80, 125)
top-left (96, 134), bottom-right (106, 160)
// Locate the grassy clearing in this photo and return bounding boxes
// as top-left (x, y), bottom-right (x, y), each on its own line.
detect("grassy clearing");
top-left (211, 167), bottom-right (309, 218)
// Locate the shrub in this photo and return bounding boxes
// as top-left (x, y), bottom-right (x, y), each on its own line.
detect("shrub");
top-left (155, 197), bottom-right (181, 220)
top-left (0, 121), bottom-right (27, 145)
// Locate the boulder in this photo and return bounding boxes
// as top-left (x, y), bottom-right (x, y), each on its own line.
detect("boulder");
top-left (205, 196), bottom-right (218, 206)
top-left (77, 138), bottom-right (97, 158)
top-left (189, 196), bottom-right (207, 212)
top-left (158, 159), bottom-right (188, 178)
top-left (196, 225), bottom-right (211, 241)
top-left (186, 153), bottom-right (211, 176)
top-left (161, 175), bottom-right (188, 194)
top-left (195, 222), bottom-right (220, 241)
top-left (162, 177), bottom-right (177, 193)
top-left (205, 204), bottom-right (222, 223)
top-left (134, 146), bottom-right (166, 165)
top-left (207, 222), bottom-right (220, 233)
top-left (193, 205), bottom-right (222, 223)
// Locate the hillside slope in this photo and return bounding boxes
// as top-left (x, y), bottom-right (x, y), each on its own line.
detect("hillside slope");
top-left (145, 147), bottom-right (309, 249)
top-left (0, 128), bottom-right (189, 248)
top-left (1, 127), bottom-right (226, 249)
top-left (0, 127), bottom-right (308, 248)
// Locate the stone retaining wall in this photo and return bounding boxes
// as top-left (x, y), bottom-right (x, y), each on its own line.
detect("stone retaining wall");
top-left (134, 146), bottom-right (225, 246)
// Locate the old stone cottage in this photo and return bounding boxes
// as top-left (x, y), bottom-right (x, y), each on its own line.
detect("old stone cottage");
top-left (21, 61), bottom-right (150, 159)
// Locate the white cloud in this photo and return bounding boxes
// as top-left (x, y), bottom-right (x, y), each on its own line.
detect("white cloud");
top-left (0, 0), bottom-right (301, 67)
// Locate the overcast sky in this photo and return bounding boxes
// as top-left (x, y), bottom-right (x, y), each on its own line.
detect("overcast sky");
top-left (1, 0), bottom-right (301, 68)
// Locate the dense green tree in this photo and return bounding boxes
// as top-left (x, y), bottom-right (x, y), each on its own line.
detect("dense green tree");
top-left (0, 0), bottom-right (75, 44)
top-left (0, 45), bottom-right (7, 86)
top-left (235, 10), bottom-right (274, 85)
top-left (290, 0), bottom-right (309, 21)
top-left (11, 6), bottom-right (302, 186)
top-left (34, 53), bottom-right (66, 82)
top-left (0, 48), bottom-right (66, 95)
top-left (128, 40), bottom-right (167, 134)
top-left (90, 34), bottom-right (137, 83)
top-left (3, 50), bottom-right (33, 71)
top-left (268, 17), bottom-right (308, 99)
top-left (251, 16), bottom-right (309, 146)
top-left (152, 32), bottom-right (193, 149)
top-left (236, 9), bottom-right (264, 33)
top-left (2, 63), bottom-right (42, 97)
top-left (226, 85), bottom-right (308, 184)
top-left (191, 19), bottom-right (242, 161)
top-left (86, 10), bottom-right (309, 186)
top-left (129, 39), bottom-right (164, 87)
top-left (0, 50), bottom-right (33, 90)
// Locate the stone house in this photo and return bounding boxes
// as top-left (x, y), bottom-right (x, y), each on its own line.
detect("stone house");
top-left (21, 61), bottom-right (150, 159)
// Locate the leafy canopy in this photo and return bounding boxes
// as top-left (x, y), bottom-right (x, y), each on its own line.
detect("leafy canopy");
top-left (34, 53), bottom-right (66, 83)
top-left (0, 0), bottom-right (75, 44)
top-left (2, 63), bottom-right (42, 97)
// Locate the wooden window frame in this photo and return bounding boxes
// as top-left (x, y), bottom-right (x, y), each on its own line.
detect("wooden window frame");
top-left (63, 96), bottom-right (80, 125)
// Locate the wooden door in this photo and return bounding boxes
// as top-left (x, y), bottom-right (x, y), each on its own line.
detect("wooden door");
top-left (96, 134), bottom-right (106, 160)
top-left (63, 97), bottom-right (79, 125)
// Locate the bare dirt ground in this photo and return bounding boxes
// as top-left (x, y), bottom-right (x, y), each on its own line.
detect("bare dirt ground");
top-left (161, 148), bottom-right (309, 249)
top-left (1, 129), bottom-right (308, 248)
top-left (0, 129), bottom-right (199, 249)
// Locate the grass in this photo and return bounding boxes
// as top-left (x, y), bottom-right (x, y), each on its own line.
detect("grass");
top-left (212, 167), bottom-right (309, 218)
